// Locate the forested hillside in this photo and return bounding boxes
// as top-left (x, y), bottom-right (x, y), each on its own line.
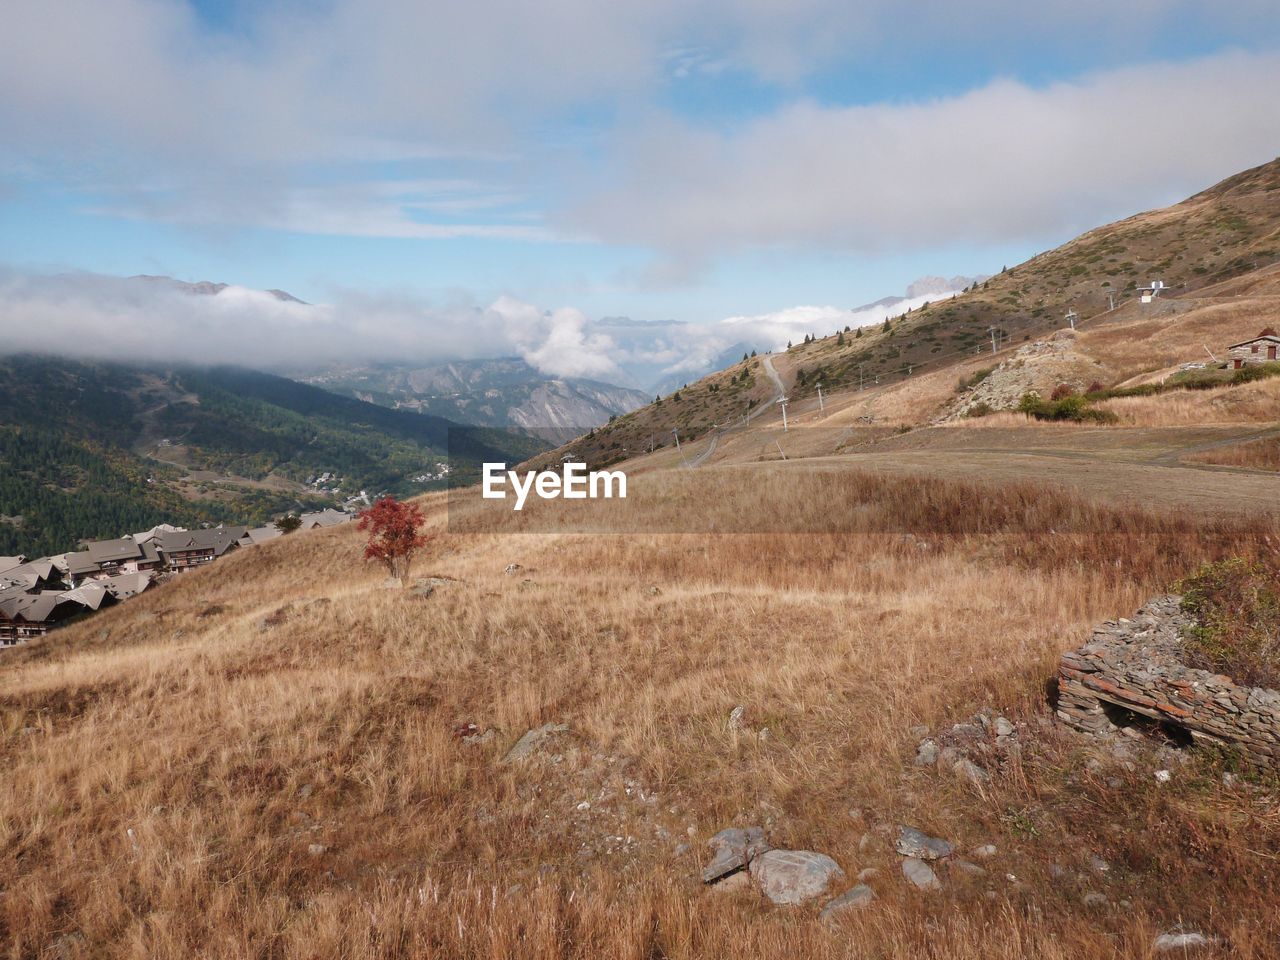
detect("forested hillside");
top-left (0, 356), bottom-right (542, 557)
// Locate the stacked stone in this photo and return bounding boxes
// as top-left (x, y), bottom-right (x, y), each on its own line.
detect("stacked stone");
top-left (1057, 595), bottom-right (1280, 763)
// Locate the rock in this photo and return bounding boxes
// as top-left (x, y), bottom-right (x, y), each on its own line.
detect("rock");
top-left (1088, 855), bottom-right (1110, 874)
top-left (701, 826), bottom-right (770, 882)
top-left (994, 717), bottom-right (1015, 737)
top-left (707, 870), bottom-right (753, 894)
top-left (728, 705), bottom-right (747, 731)
top-left (500, 723), bottom-right (568, 764)
top-left (971, 844), bottom-right (998, 859)
top-left (749, 850), bottom-right (845, 905)
top-left (819, 885), bottom-right (876, 921)
top-left (901, 857), bottom-right (941, 890)
top-left (647, 586), bottom-right (661, 596)
top-left (1153, 932), bottom-right (1213, 953)
top-left (895, 826), bottom-right (954, 861)
top-left (674, 842), bottom-right (690, 856)
top-left (409, 582), bottom-right (435, 599)
top-left (952, 757), bottom-right (991, 785)
top-left (503, 563), bottom-right (523, 575)
top-left (308, 843), bottom-right (327, 856)
top-left (914, 738), bottom-right (940, 766)
top-left (463, 729), bottom-right (495, 746)
top-left (1082, 892), bottom-right (1108, 907)
top-left (1155, 769), bottom-right (1172, 784)
top-left (951, 859), bottom-right (986, 877)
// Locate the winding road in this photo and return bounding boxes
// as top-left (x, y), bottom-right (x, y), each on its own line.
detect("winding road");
top-left (686, 355), bottom-right (786, 468)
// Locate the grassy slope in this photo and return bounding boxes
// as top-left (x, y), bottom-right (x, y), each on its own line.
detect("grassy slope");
top-left (3, 469), bottom-right (1278, 958)
top-left (550, 157), bottom-right (1280, 467)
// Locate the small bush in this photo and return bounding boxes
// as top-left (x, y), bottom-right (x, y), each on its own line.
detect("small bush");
top-left (965, 402), bottom-right (994, 418)
top-left (1050, 383), bottom-right (1076, 401)
top-left (1017, 391), bottom-right (1118, 424)
top-left (1178, 559), bottom-right (1280, 688)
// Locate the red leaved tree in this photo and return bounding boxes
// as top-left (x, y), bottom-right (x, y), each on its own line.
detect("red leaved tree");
top-left (357, 497), bottom-right (430, 583)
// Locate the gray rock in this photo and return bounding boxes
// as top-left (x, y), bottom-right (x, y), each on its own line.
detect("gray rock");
top-left (952, 757), bottom-right (991, 785)
top-left (749, 850), bottom-right (845, 905)
top-left (901, 857), bottom-right (941, 890)
top-left (994, 717), bottom-right (1015, 737)
top-left (503, 563), bottom-right (523, 575)
top-left (707, 870), bottom-right (753, 894)
top-left (914, 738), bottom-right (940, 766)
top-left (1082, 892), bottom-right (1108, 907)
top-left (307, 843), bottom-right (327, 856)
top-left (895, 826), bottom-right (954, 861)
top-left (701, 826), bottom-right (770, 882)
top-left (971, 844), bottom-right (998, 859)
top-left (500, 723), bottom-right (568, 764)
top-left (819, 884), bottom-right (876, 921)
top-left (728, 705), bottom-right (747, 731)
top-left (951, 859), bottom-right (986, 877)
top-left (1153, 932), bottom-right (1213, 953)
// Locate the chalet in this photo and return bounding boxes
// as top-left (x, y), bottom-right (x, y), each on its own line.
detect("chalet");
top-left (0, 584), bottom-right (116, 646)
top-left (65, 536), bottom-right (162, 585)
top-left (0, 558), bottom-right (61, 592)
top-left (1229, 328), bottom-right (1280, 369)
top-left (0, 556), bottom-right (26, 575)
top-left (297, 509), bottom-right (354, 531)
top-left (156, 526), bottom-right (247, 571)
top-left (100, 571), bottom-right (155, 600)
top-left (239, 525), bottom-right (283, 548)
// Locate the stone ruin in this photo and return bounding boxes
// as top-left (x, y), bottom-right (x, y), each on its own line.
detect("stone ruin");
top-left (1057, 595), bottom-right (1280, 764)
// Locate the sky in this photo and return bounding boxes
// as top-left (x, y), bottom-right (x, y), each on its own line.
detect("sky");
top-left (2, 1), bottom-right (1280, 387)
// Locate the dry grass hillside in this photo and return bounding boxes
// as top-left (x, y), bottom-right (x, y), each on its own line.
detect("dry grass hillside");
top-left (3, 465), bottom-right (1280, 959)
top-left (551, 159), bottom-right (1280, 468)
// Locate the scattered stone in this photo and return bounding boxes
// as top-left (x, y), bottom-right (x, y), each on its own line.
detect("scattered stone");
top-left (1153, 932), bottom-right (1213, 953)
top-left (1088, 855), bottom-right (1110, 874)
top-left (914, 738), bottom-right (940, 766)
top-left (819, 884), bottom-right (876, 921)
top-left (674, 842), bottom-right (690, 856)
top-left (895, 826), bottom-right (954, 861)
top-left (707, 870), bottom-right (753, 894)
top-left (646, 586), bottom-right (661, 596)
top-left (994, 717), bottom-right (1015, 738)
top-left (728, 705), bottom-right (747, 731)
top-left (1155, 769), bottom-right (1172, 784)
top-left (901, 858), bottom-right (941, 891)
top-left (500, 723), bottom-right (568, 764)
top-left (971, 844), bottom-right (998, 859)
top-left (951, 859), bottom-right (986, 877)
top-left (701, 826), bottom-right (770, 883)
top-left (308, 843), bottom-right (327, 856)
top-left (1082, 892), bottom-right (1108, 907)
top-left (463, 729), bottom-right (495, 746)
top-left (952, 757), bottom-right (991, 786)
top-left (749, 850), bottom-right (845, 905)
top-left (503, 563), bottom-right (523, 575)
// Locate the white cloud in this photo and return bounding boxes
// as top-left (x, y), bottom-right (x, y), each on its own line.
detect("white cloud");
top-left (570, 51), bottom-right (1280, 261)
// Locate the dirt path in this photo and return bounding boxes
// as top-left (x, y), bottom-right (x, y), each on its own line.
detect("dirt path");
top-left (687, 355), bottom-right (786, 468)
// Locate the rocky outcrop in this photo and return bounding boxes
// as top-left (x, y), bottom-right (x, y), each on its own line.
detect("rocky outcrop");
top-left (952, 329), bottom-right (1108, 417)
top-left (1057, 596), bottom-right (1280, 763)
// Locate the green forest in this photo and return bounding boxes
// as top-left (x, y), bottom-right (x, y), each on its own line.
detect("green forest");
top-left (0, 356), bottom-right (544, 558)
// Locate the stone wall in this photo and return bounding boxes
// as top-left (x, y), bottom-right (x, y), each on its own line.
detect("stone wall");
top-left (1057, 595), bottom-right (1280, 763)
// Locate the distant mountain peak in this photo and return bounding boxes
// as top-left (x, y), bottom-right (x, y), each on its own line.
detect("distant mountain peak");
top-left (130, 275), bottom-right (307, 304)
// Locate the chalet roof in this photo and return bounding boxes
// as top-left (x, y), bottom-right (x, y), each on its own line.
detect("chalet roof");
top-left (1228, 334), bottom-right (1280, 349)
top-left (0, 559), bottom-right (59, 589)
top-left (298, 509), bottom-right (354, 530)
top-left (131, 523), bottom-right (187, 546)
top-left (157, 526), bottom-right (247, 557)
top-left (101, 571), bottom-right (155, 600)
top-left (65, 552), bottom-right (101, 576)
top-left (0, 556), bottom-right (26, 575)
top-left (86, 537), bottom-right (144, 564)
top-left (240, 526), bottom-right (283, 546)
top-left (0, 592), bottom-right (76, 624)
top-left (58, 583), bottom-right (116, 611)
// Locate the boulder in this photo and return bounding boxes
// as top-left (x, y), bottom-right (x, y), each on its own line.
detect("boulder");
top-left (914, 738), bottom-right (940, 766)
top-left (701, 826), bottom-right (770, 883)
top-left (895, 826), bottom-right (954, 861)
top-left (819, 884), bottom-right (875, 921)
top-left (1153, 932), bottom-right (1213, 953)
top-left (901, 857), bottom-right (941, 890)
top-left (749, 849), bottom-right (845, 905)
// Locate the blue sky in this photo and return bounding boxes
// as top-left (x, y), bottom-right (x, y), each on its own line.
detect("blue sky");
top-left (2, 1), bottom-right (1280, 383)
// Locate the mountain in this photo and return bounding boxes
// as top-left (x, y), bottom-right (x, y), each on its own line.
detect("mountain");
top-left (293, 358), bottom-right (650, 444)
top-left (536, 157), bottom-right (1280, 467)
top-left (131, 274), bottom-right (308, 303)
top-left (0, 355), bottom-right (542, 557)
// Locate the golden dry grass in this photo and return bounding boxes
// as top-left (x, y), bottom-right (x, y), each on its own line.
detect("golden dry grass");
top-left (1095, 377), bottom-right (1280, 426)
top-left (1186, 435), bottom-right (1280, 471)
top-left (2, 469), bottom-right (1278, 959)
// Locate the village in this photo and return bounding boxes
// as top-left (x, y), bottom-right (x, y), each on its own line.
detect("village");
top-left (0, 508), bottom-right (355, 645)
